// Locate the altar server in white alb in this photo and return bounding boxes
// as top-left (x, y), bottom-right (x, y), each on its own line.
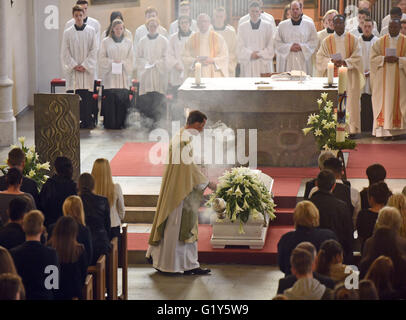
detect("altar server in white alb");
top-left (237, 1), bottom-right (275, 77)
top-left (381, 0), bottom-right (406, 31)
top-left (296, 0), bottom-right (315, 23)
top-left (136, 18), bottom-right (169, 129)
top-left (61, 5), bottom-right (98, 129)
top-left (99, 19), bottom-right (134, 129)
top-left (134, 7), bottom-right (168, 67)
top-left (101, 11), bottom-right (133, 42)
top-left (275, 1), bottom-right (318, 75)
top-left (317, 15), bottom-right (364, 135)
top-left (212, 7), bottom-right (238, 77)
top-left (169, 1), bottom-right (198, 35)
top-left (370, 19), bottom-right (406, 139)
top-left (380, 7), bottom-right (404, 36)
top-left (239, 0), bottom-right (276, 30)
top-left (183, 14), bottom-right (229, 78)
top-left (65, 0), bottom-right (101, 46)
top-left (345, 0), bottom-right (378, 34)
top-left (349, 9), bottom-right (379, 38)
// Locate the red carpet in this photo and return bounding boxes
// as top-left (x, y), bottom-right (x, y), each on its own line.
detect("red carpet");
top-left (127, 224), bottom-right (294, 265)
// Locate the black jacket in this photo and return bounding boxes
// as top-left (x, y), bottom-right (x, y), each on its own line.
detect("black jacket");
top-left (0, 175), bottom-right (40, 209)
top-left (360, 188), bottom-right (370, 210)
top-left (80, 191), bottom-right (111, 265)
top-left (356, 209), bottom-right (379, 252)
top-left (0, 222), bottom-right (25, 250)
top-left (48, 222), bottom-right (93, 266)
top-left (310, 190), bottom-right (354, 264)
top-left (39, 175), bottom-right (77, 227)
top-left (277, 272), bottom-right (336, 294)
top-left (277, 226), bottom-right (338, 275)
top-left (10, 241), bottom-right (59, 300)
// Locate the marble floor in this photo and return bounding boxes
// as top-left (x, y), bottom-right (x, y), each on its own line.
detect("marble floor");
top-left (2, 108), bottom-right (406, 300)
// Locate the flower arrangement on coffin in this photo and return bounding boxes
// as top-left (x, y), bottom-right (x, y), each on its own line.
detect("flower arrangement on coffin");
top-left (206, 167), bottom-right (276, 234)
top-left (302, 92), bottom-right (356, 151)
top-left (0, 137), bottom-right (50, 191)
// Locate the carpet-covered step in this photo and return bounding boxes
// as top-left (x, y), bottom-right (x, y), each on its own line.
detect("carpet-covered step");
top-left (270, 208), bottom-right (294, 226)
top-left (124, 207), bottom-right (156, 224)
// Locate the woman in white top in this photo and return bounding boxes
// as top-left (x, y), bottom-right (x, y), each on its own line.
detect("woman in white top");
top-left (91, 158), bottom-right (125, 240)
top-left (99, 19), bottom-right (134, 129)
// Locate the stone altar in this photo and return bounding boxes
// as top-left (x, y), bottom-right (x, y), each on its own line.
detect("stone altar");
top-left (178, 77), bottom-right (338, 167)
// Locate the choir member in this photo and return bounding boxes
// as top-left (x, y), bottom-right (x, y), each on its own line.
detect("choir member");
top-left (169, 1), bottom-right (198, 35)
top-left (317, 15), bottom-right (364, 135)
top-left (61, 5), bottom-right (98, 129)
top-left (370, 19), bottom-right (406, 139)
top-left (275, 1), bottom-right (318, 75)
top-left (182, 14), bottom-right (229, 78)
top-left (345, 0), bottom-right (378, 34)
top-left (99, 19), bottom-right (134, 129)
top-left (237, 1), bottom-right (275, 77)
top-left (349, 9), bottom-right (379, 37)
top-left (238, 0), bottom-right (276, 30)
top-left (101, 11), bottom-right (133, 41)
top-left (381, 0), bottom-right (406, 31)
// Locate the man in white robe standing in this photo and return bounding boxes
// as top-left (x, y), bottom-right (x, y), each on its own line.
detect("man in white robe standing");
top-left (370, 19), bottom-right (406, 139)
top-left (213, 7), bottom-right (238, 77)
top-left (275, 1), bottom-right (318, 74)
top-left (381, 0), bottom-right (406, 31)
top-left (238, 0), bottom-right (276, 30)
top-left (183, 14), bottom-right (229, 78)
top-left (380, 7), bottom-right (404, 36)
top-left (169, 1), bottom-right (198, 35)
top-left (136, 18), bottom-right (169, 130)
top-left (65, 0), bottom-right (101, 46)
top-left (61, 5), bottom-right (98, 129)
top-left (147, 110), bottom-right (216, 275)
top-left (345, 0), bottom-right (378, 34)
top-left (359, 18), bottom-right (379, 133)
top-left (349, 9), bottom-right (379, 37)
top-left (237, 1), bottom-right (275, 77)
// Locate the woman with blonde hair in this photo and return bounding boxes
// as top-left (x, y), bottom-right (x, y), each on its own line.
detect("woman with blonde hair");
top-left (277, 200), bottom-right (337, 275)
top-left (387, 194), bottom-right (406, 238)
top-left (91, 159), bottom-right (125, 240)
top-left (62, 196), bottom-right (93, 264)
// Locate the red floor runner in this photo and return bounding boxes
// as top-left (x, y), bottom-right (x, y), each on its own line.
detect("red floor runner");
top-left (128, 224), bottom-right (294, 265)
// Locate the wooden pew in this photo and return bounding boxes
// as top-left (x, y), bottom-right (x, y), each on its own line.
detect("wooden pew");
top-left (118, 224), bottom-right (128, 300)
top-left (87, 255), bottom-right (106, 300)
top-left (82, 274), bottom-right (93, 300)
top-left (107, 237), bottom-right (118, 300)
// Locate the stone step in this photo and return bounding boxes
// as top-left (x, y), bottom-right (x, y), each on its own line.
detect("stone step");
top-left (124, 207), bottom-right (156, 224)
top-left (124, 194), bottom-right (159, 207)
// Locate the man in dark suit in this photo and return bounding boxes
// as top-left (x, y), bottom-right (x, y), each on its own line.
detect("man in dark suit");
top-left (277, 242), bottom-right (335, 294)
top-left (359, 163), bottom-right (386, 210)
top-left (10, 210), bottom-right (59, 300)
top-left (310, 170), bottom-right (354, 264)
top-left (0, 148), bottom-right (40, 208)
top-left (0, 198), bottom-right (29, 250)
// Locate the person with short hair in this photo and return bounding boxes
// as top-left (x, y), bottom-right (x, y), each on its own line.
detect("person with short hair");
top-left (169, 1), bottom-right (198, 35)
top-left (147, 111), bottom-right (216, 275)
top-left (380, 7), bottom-right (404, 36)
top-left (349, 9), bottom-right (379, 37)
top-left (277, 241), bottom-right (336, 294)
top-left (39, 157), bottom-right (77, 228)
top-left (358, 279), bottom-right (379, 300)
top-left (283, 248), bottom-right (333, 300)
top-left (10, 211), bottom-right (59, 300)
top-left (304, 151), bottom-right (335, 199)
top-left (381, 0), bottom-right (406, 31)
top-left (357, 182), bottom-right (392, 251)
top-left (0, 148), bottom-right (39, 207)
top-left (277, 201), bottom-right (337, 275)
top-left (345, 0), bottom-right (378, 33)
top-left (238, 0), bottom-right (277, 29)
top-left (310, 170), bottom-right (354, 263)
top-left (360, 164), bottom-right (386, 210)
top-left (0, 169), bottom-right (36, 225)
top-left (0, 198), bottom-right (29, 250)
top-left (78, 173), bottom-right (111, 265)
top-left (0, 273), bottom-right (25, 300)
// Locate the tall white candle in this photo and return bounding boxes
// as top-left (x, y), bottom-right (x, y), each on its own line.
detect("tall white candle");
top-left (327, 62), bottom-right (334, 85)
top-left (195, 62), bottom-right (201, 85)
top-left (338, 67), bottom-right (348, 94)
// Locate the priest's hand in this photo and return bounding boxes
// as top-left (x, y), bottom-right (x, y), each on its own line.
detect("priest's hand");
top-left (251, 51), bottom-right (260, 60)
top-left (384, 56), bottom-right (398, 63)
top-left (290, 44), bottom-right (301, 52)
top-left (75, 66), bottom-right (86, 73)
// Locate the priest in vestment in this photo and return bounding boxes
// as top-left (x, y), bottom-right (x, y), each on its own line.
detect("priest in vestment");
top-left (61, 5), bottom-right (98, 129)
top-left (182, 14), bottom-right (229, 78)
top-left (213, 7), bottom-right (238, 77)
top-left (275, 1), bottom-right (318, 74)
top-left (237, 1), bottom-right (275, 76)
top-left (317, 15), bottom-right (364, 135)
top-left (370, 19), bottom-right (406, 138)
top-left (147, 111), bottom-right (215, 275)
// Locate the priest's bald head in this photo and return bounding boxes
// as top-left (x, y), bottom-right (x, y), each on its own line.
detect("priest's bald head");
top-left (197, 13), bottom-right (211, 33)
top-left (333, 14), bottom-right (346, 36)
top-left (389, 18), bottom-right (401, 38)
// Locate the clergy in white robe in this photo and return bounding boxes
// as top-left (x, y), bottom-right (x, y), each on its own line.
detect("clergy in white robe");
top-left (169, 0), bottom-right (198, 35)
top-left (147, 111), bottom-right (214, 274)
top-left (348, 9), bottom-right (380, 38)
top-left (183, 14), bottom-right (229, 78)
top-left (238, 0), bottom-right (276, 29)
top-left (237, 2), bottom-right (275, 77)
top-left (136, 18), bottom-right (169, 127)
top-left (370, 20), bottom-right (406, 138)
top-left (99, 20), bottom-right (134, 129)
top-left (61, 5), bottom-right (98, 129)
top-left (317, 15), bottom-right (365, 134)
top-left (275, 1), bottom-right (318, 74)
top-left (380, 8), bottom-right (404, 36)
top-left (213, 7), bottom-right (238, 77)
top-left (101, 11), bottom-right (133, 42)
top-left (381, 0), bottom-right (406, 30)
top-left (345, 0), bottom-right (378, 33)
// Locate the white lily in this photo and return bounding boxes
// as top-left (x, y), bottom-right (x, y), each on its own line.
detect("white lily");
top-left (18, 136), bottom-right (26, 144)
top-left (28, 170), bottom-right (35, 178)
top-left (314, 129), bottom-right (322, 136)
top-left (234, 186), bottom-right (243, 198)
top-left (321, 92), bottom-right (328, 101)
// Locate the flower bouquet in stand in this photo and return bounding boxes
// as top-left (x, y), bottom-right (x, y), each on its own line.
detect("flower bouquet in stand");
top-left (0, 137), bottom-right (50, 191)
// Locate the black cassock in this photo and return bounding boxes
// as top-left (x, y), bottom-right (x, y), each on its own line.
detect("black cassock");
top-left (102, 89), bottom-right (131, 129)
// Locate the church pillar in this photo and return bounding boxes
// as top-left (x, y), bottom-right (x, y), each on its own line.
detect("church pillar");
top-left (0, 0), bottom-right (17, 147)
